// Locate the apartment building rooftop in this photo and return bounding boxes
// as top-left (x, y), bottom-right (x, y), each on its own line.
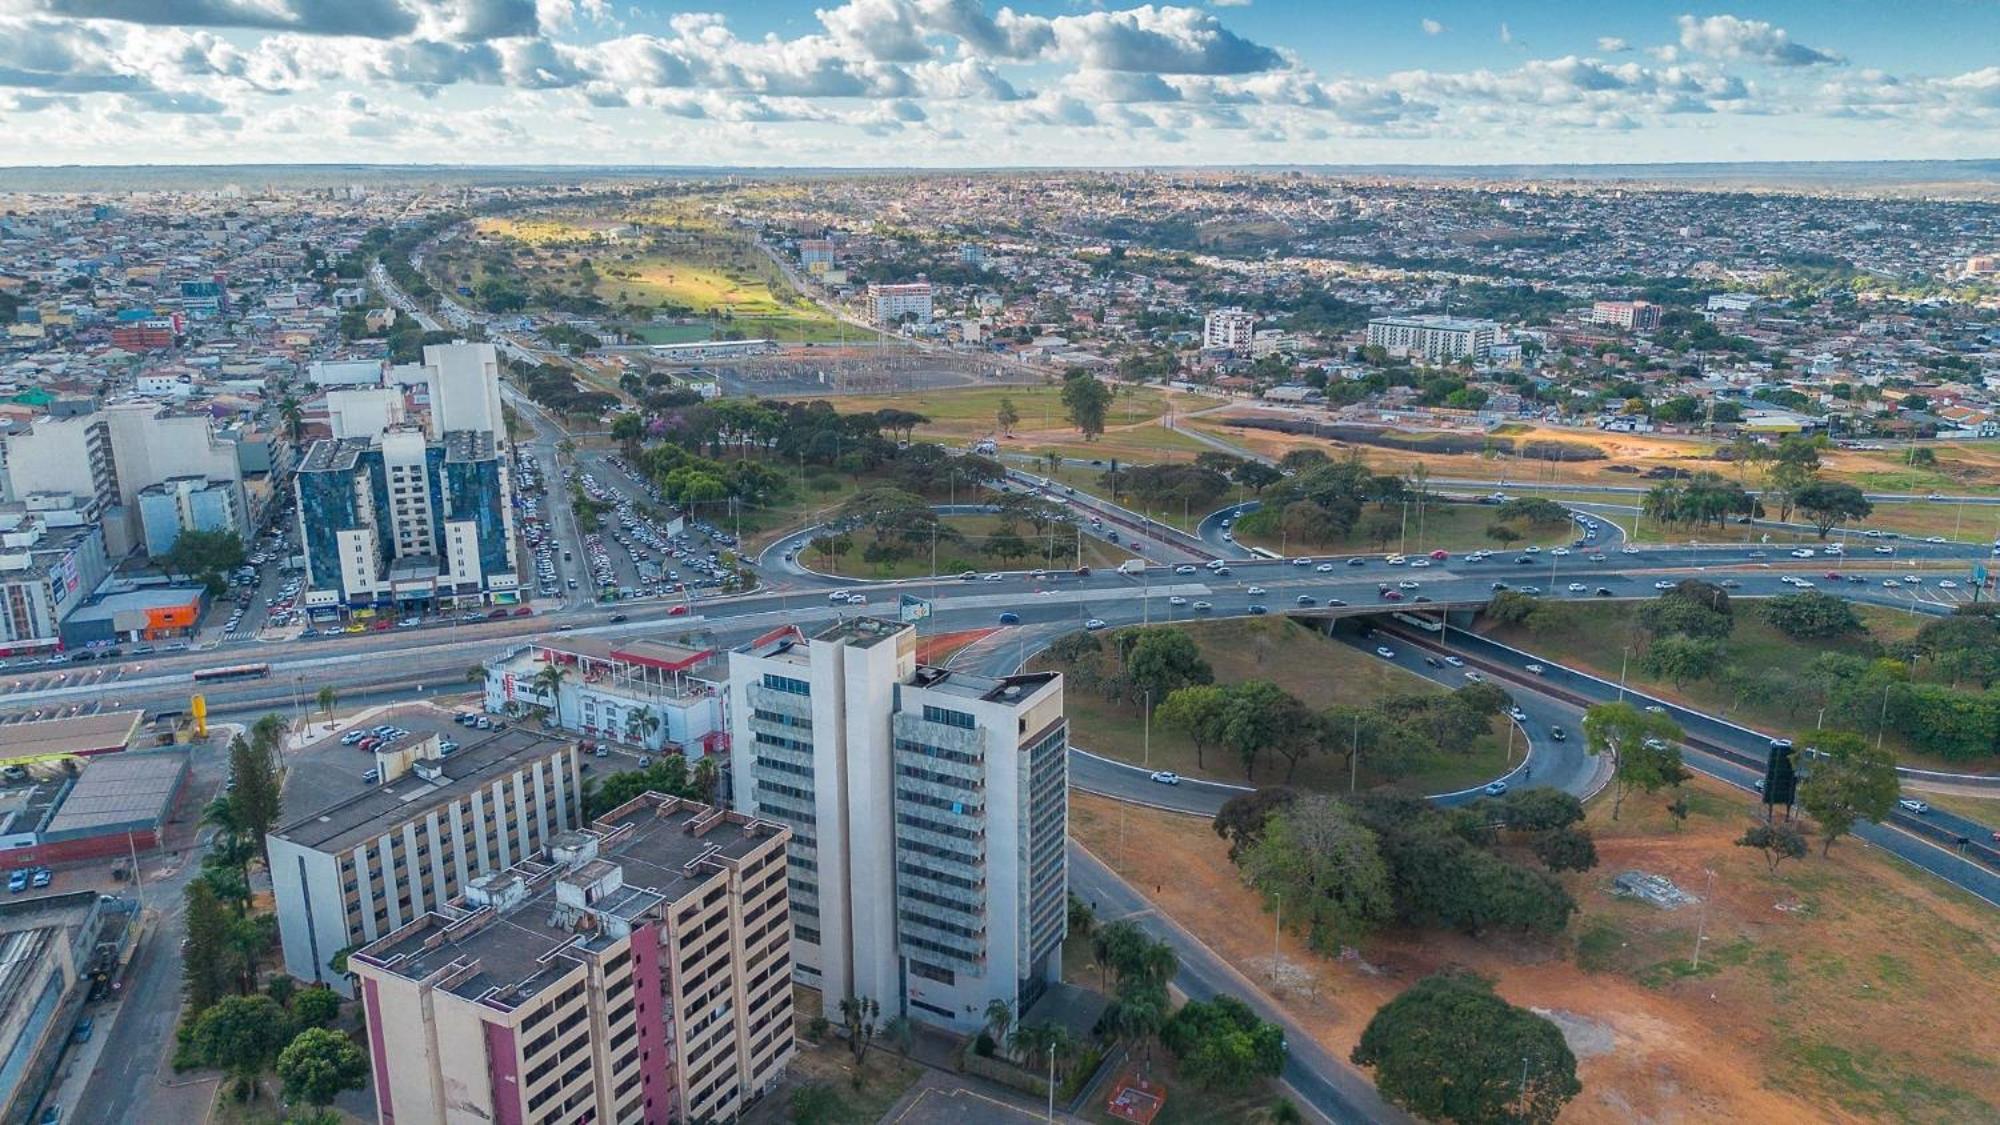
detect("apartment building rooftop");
top-left (907, 666), bottom-right (1059, 705)
top-left (297, 436), bottom-right (368, 473)
top-left (353, 794), bottom-right (783, 1008)
top-left (274, 722), bottom-right (573, 854)
top-left (812, 615), bottom-right (909, 649)
top-left (441, 428), bottom-right (497, 462)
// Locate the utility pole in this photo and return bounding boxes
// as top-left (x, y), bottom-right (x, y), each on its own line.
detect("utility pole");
top-left (1691, 867), bottom-right (1716, 970)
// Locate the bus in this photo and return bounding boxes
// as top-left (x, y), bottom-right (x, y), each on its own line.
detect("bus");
top-left (192, 663), bottom-right (272, 683)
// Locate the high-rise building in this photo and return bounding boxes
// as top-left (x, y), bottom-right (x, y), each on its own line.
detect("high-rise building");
top-left (727, 617), bottom-right (1068, 1033)
top-left (422, 341), bottom-right (507, 442)
top-left (869, 283), bottom-right (934, 328)
top-left (0, 402), bottom-right (246, 557)
top-left (293, 427), bottom-right (519, 613)
top-left (1203, 307), bottom-right (1256, 351)
top-left (1590, 300), bottom-right (1661, 331)
top-left (349, 792), bottom-right (794, 1125)
top-left (266, 723), bottom-right (584, 996)
top-left (135, 476), bottom-right (241, 555)
top-left (1365, 314), bottom-right (1499, 361)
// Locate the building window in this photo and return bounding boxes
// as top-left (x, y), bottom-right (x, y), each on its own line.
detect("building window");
top-left (921, 705), bottom-right (975, 730)
top-left (762, 673), bottom-right (810, 697)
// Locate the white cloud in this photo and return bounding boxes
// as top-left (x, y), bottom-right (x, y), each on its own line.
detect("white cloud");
top-left (1596, 36), bottom-right (1628, 53)
top-left (1420, 17), bottom-right (1444, 36)
top-left (1676, 14), bottom-right (1841, 68)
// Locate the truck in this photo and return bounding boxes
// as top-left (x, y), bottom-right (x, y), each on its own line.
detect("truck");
top-left (1117, 559), bottom-right (1146, 575)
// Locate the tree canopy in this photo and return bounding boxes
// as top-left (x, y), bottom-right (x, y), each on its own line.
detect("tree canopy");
top-left (1352, 970), bottom-right (1582, 1125)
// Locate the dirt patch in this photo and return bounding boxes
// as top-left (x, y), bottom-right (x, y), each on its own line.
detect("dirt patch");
top-left (1068, 777), bottom-right (2000, 1124)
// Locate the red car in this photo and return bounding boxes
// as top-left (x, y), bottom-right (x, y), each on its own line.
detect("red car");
top-left (1381, 590), bottom-right (1404, 601)
top-left (512, 607), bottom-right (533, 617)
top-left (370, 619), bottom-right (392, 632)
top-left (1824, 571), bottom-right (1842, 580)
top-left (668, 605), bottom-right (689, 617)
top-left (1429, 549), bottom-right (1449, 560)
top-left (487, 608), bottom-right (508, 619)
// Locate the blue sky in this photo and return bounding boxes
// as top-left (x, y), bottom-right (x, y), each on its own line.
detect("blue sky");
top-left (0, 0), bottom-right (1996, 167)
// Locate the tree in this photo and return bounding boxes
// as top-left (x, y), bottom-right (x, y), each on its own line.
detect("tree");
top-left (275, 1028), bottom-right (368, 1108)
top-left (1234, 461), bottom-right (1283, 494)
top-left (1530, 827), bottom-right (1598, 873)
top-left (189, 994), bottom-right (292, 1093)
top-left (1640, 635), bottom-right (1723, 688)
top-left (183, 878), bottom-right (237, 1014)
top-left (291, 986), bottom-right (341, 1029)
top-left (1060, 371), bottom-right (1114, 440)
top-left (1352, 970), bottom-right (1581, 1125)
top-left (1736, 821), bottom-right (1809, 873)
top-left (1158, 684), bottom-right (1228, 771)
top-left (983, 998), bottom-right (1014, 1058)
top-left (1797, 731), bottom-right (1898, 855)
top-left (837, 995), bottom-right (880, 1067)
top-left (1582, 702), bottom-right (1687, 820)
top-left (609, 411), bottom-right (646, 458)
top-left (1219, 680), bottom-right (1297, 782)
top-left (996, 396), bottom-right (1021, 435)
top-left (1120, 628), bottom-right (1214, 711)
top-left (162, 528), bottom-right (245, 588)
top-left (228, 734), bottom-right (282, 852)
top-left (1792, 480), bottom-right (1872, 538)
top-left (1759, 590), bottom-right (1864, 639)
top-left (1160, 995), bottom-right (1286, 1092)
top-left (315, 685), bottom-right (337, 717)
top-left (277, 396), bottom-right (305, 445)
top-left (1239, 795), bottom-right (1393, 951)
top-left (1212, 787), bottom-right (1297, 861)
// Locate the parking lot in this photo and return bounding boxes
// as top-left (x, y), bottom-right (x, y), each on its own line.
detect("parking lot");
top-left (565, 451), bottom-right (741, 602)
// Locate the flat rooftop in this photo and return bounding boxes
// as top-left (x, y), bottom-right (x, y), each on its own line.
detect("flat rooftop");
top-left (538, 635), bottom-right (717, 674)
top-left (275, 717), bottom-right (573, 855)
top-left (909, 667), bottom-right (1059, 705)
top-left (356, 795), bottom-right (782, 1007)
top-left (813, 615), bottom-right (910, 649)
top-left (297, 437), bottom-right (368, 473)
top-left (42, 749), bottom-right (186, 837)
top-left (64, 586), bottom-right (205, 623)
top-left (0, 891), bottom-right (103, 1068)
top-left (0, 711), bottom-right (142, 762)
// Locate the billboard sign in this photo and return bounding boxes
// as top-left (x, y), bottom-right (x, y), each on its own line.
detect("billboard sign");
top-left (899, 594), bottom-right (932, 623)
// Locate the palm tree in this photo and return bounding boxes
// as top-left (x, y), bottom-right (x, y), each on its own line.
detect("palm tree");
top-left (315, 685), bottom-right (337, 718)
top-left (527, 663), bottom-right (569, 728)
top-left (201, 796), bottom-right (251, 871)
top-left (623, 706), bottom-right (660, 748)
top-left (983, 998), bottom-right (1013, 1055)
top-left (691, 755), bottom-right (721, 805)
top-left (278, 396), bottom-right (305, 445)
top-left (465, 664), bottom-right (487, 686)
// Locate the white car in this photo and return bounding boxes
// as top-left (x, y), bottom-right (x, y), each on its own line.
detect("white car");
top-left (1654, 580), bottom-right (1677, 590)
top-left (847, 594), bottom-right (868, 605)
top-left (1898, 798), bottom-right (1930, 814)
top-left (1149, 771), bottom-right (1181, 786)
top-left (1192, 601), bottom-right (1213, 611)
top-left (1409, 558), bottom-right (1432, 568)
top-left (1790, 548), bottom-right (1815, 558)
top-left (1551, 547), bottom-right (1570, 557)
top-left (828, 591), bottom-right (851, 603)
top-left (1874, 545), bottom-right (1896, 554)
top-left (1925, 536), bottom-right (1947, 544)
top-left (1567, 583), bottom-right (1587, 593)
top-left (985, 573), bottom-right (1005, 581)
top-left (1084, 618), bottom-right (1107, 630)
top-left (1375, 646), bottom-right (1397, 659)
top-left (1246, 586), bottom-right (1266, 596)
top-left (1939, 580), bottom-right (1960, 589)
top-left (1525, 663), bottom-right (1545, 675)
top-left (1291, 557), bottom-right (1313, 566)
top-left (1175, 564), bottom-right (1198, 575)
top-left (1168, 596), bottom-right (1188, 606)
top-left (1384, 554), bottom-right (1406, 565)
top-left (1883, 579), bottom-right (1902, 588)
top-left (1622, 545), bottom-right (1641, 555)
top-left (1398, 580), bottom-right (1420, 590)
top-left (1508, 707), bottom-right (1528, 721)
top-left (1443, 656), bottom-right (1465, 667)
top-left (1525, 546), bottom-right (1542, 554)
top-left (1463, 670), bottom-right (1484, 682)
top-left (1824, 544), bottom-right (1844, 555)
top-left (1316, 562), bottom-right (1335, 572)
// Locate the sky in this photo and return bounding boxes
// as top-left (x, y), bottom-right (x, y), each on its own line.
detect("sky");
top-left (1, 0), bottom-right (1998, 168)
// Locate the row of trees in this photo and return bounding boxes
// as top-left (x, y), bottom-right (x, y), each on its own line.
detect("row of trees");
top-left (180, 715), bottom-right (369, 1113)
top-left (1232, 450), bottom-right (1414, 549)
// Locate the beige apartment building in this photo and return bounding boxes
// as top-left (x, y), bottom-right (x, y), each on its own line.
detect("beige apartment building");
top-left (349, 793), bottom-right (794, 1125)
top-left (267, 722), bottom-right (584, 996)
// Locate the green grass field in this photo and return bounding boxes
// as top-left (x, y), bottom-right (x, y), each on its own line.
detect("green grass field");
top-left (1037, 616), bottom-right (1517, 794)
top-left (1232, 500), bottom-right (1575, 557)
top-left (626, 322), bottom-right (715, 345)
top-left (805, 514), bottom-right (1136, 579)
top-left (1476, 600), bottom-right (1972, 761)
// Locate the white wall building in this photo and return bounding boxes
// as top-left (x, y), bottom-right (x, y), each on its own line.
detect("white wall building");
top-left (1365, 314), bottom-right (1499, 361)
top-left (484, 636), bottom-right (728, 755)
top-left (869, 283), bottom-right (934, 328)
top-left (727, 618), bottom-right (1068, 1032)
top-left (1203, 307), bottom-right (1256, 350)
top-left (421, 342), bottom-right (505, 441)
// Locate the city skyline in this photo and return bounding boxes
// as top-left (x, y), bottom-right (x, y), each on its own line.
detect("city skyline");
top-left (1, 1), bottom-right (1999, 168)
